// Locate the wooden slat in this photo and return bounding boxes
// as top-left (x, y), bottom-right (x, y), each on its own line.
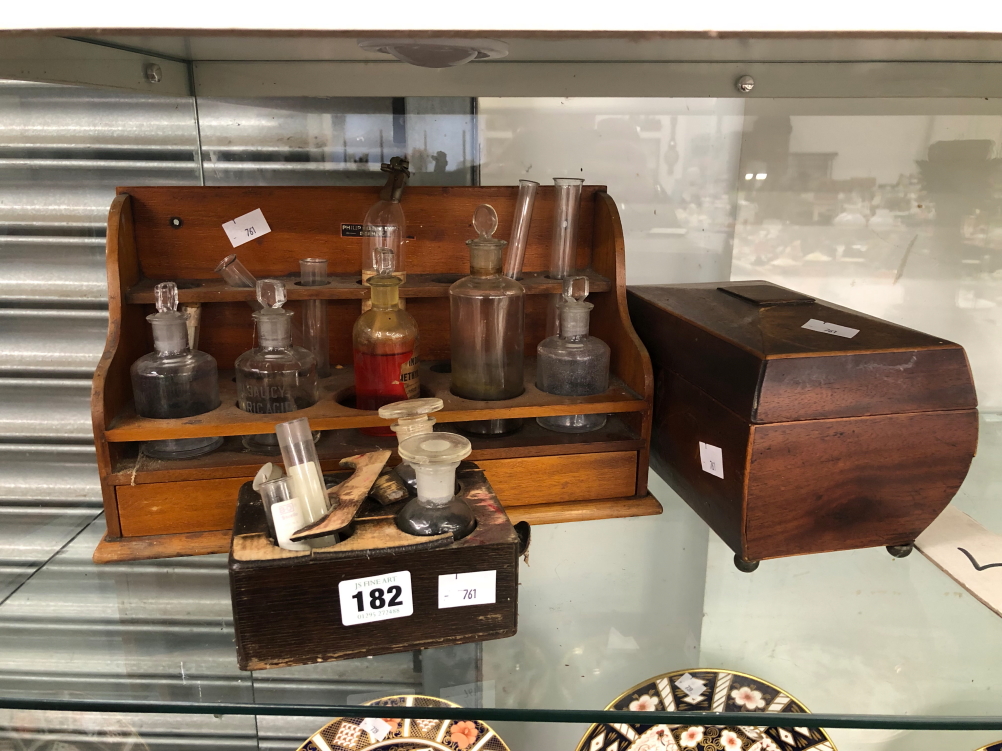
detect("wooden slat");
top-left (507, 493), bottom-right (663, 525)
top-left (125, 269), bottom-right (611, 303)
top-left (106, 416), bottom-right (645, 485)
top-left (93, 530), bottom-right (232, 563)
top-left (477, 451), bottom-right (638, 506)
top-left (104, 362), bottom-right (645, 442)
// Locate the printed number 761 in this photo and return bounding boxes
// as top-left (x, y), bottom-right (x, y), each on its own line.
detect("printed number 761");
top-left (244, 227), bottom-right (256, 237)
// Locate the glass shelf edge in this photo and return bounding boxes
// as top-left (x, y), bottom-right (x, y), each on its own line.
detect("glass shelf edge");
top-left (0, 697), bottom-right (1000, 730)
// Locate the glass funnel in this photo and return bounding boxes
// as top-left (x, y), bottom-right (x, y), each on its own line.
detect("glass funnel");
top-left (235, 279), bottom-right (318, 453)
top-left (395, 432), bottom-right (474, 538)
top-left (130, 281), bottom-right (222, 459)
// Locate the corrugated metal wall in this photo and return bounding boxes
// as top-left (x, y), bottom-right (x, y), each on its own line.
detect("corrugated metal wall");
top-left (0, 79), bottom-right (477, 749)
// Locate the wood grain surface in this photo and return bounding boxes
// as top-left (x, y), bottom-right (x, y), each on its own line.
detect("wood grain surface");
top-left (116, 477), bottom-right (248, 536)
top-left (477, 451), bottom-right (638, 506)
top-left (745, 409), bottom-right (978, 560)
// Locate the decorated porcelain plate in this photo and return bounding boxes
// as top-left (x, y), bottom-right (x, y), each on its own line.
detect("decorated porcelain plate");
top-left (576, 669), bottom-right (837, 751)
top-left (976, 744), bottom-right (1002, 750)
top-left (297, 695), bottom-right (511, 751)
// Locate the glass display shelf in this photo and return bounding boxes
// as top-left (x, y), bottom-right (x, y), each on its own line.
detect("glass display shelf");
top-left (2, 465), bottom-right (1002, 739)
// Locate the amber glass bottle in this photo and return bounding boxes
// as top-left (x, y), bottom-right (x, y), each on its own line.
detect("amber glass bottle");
top-left (353, 248), bottom-right (420, 435)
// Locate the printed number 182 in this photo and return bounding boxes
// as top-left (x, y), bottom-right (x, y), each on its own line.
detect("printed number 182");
top-left (352, 585), bottom-right (403, 612)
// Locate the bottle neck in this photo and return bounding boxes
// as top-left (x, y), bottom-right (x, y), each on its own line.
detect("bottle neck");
top-left (149, 315), bottom-right (189, 355)
top-left (467, 239), bottom-right (505, 278)
top-left (255, 310), bottom-right (293, 349)
top-left (559, 305), bottom-right (591, 341)
top-left (369, 280), bottom-right (400, 309)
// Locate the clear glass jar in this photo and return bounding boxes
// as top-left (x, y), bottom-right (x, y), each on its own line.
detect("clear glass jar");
top-left (449, 204), bottom-right (525, 434)
top-left (130, 282), bottom-right (222, 459)
top-left (235, 279), bottom-right (318, 453)
top-left (536, 276), bottom-right (611, 433)
top-left (353, 248), bottom-right (420, 436)
top-left (395, 432), bottom-right (474, 538)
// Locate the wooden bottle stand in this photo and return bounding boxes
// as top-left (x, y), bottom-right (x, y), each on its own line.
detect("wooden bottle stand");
top-left (92, 186), bottom-right (658, 563)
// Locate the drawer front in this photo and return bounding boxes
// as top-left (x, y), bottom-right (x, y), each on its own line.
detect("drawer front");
top-left (117, 477), bottom-right (250, 537)
top-left (477, 451), bottom-right (638, 506)
top-left (115, 451), bottom-right (639, 537)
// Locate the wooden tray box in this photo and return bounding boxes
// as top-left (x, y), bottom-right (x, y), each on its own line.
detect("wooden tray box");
top-left (91, 186), bottom-right (659, 563)
top-left (627, 280), bottom-right (979, 564)
top-left (230, 464), bottom-right (521, 670)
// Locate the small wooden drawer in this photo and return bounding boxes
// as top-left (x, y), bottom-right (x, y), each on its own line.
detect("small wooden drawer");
top-left (117, 477), bottom-right (249, 537)
top-left (478, 451), bottom-right (638, 506)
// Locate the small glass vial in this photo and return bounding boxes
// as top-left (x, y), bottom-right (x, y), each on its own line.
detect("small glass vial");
top-left (215, 253), bottom-right (262, 310)
top-left (130, 282), bottom-right (222, 459)
top-left (450, 204), bottom-right (525, 436)
top-left (395, 432), bottom-right (475, 538)
top-left (536, 276), bottom-right (611, 433)
top-left (378, 397), bottom-right (444, 491)
top-left (275, 417), bottom-right (329, 524)
top-left (259, 477), bottom-right (310, 552)
top-left (353, 248), bottom-right (420, 435)
top-left (236, 279), bottom-right (319, 453)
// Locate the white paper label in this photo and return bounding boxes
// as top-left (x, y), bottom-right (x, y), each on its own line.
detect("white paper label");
top-left (222, 208), bottom-right (271, 248)
top-left (699, 442), bottom-right (724, 479)
top-left (360, 717), bottom-right (392, 742)
top-left (802, 318), bottom-right (859, 339)
top-left (675, 672), bottom-right (708, 702)
top-left (338, 571), bottom-right (413, 626)
top-left (271, 499), bottom-right (310, 552)
top-left (438, 570), bottom-right (497, 609)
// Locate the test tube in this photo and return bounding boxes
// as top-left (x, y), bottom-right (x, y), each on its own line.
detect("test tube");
top-left (259, 477), bottom-right (310, 552)
top-left (276, 417), bottom-right (329, 524)
top-left (547, 178), bottom-right (584, 336)
top-left (503, 179), bottom-right (539, 280)
top-left (299, 258), bottom-right (330, 378)
top-left (215, 253), bottom-right (262, 310)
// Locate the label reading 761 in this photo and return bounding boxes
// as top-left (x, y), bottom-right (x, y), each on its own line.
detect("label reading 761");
top-left (338, 571), bottom-right (413, 626)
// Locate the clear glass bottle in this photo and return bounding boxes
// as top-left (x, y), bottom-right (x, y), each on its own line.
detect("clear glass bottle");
top-left (361, 157), bottom-right (410, 310)
top-left (235, 279), bottom-right (318, 453)
top-left (536, 276), bottom-right (611, 433)
top-left (395, 432), bottom-right (475, 538)
top-left (299, 257), bottom-right (331, 378)
top-left (450, 204), bottom-right (525, 435)
top-left (378, 397), bottom-right (444, 491)
top-left (130, 282), bottom-right (222, 460)
top-left (353, 248), bottom-right (420, 436)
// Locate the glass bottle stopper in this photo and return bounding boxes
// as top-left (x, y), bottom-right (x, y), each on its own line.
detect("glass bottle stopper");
top-left (379, 397), bottom-right (444, 442)
top-left (559, 275), bottom-right (593, 338)
top-left (473, 203), bottom-right (498, 239)
top-left (257, 278), bottom-right (288, 309)
top-left (155, 281), bottom-right (180, 313)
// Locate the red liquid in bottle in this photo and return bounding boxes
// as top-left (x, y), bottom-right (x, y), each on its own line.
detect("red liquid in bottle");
top-left (353, 349), bottom-right (419, 436)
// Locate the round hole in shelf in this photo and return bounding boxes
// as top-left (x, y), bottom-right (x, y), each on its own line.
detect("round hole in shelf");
top-left (429, 360), bottom-right (452, 374)
top-left (292, 281), bottom-right (333, 288)
top-left (429, 274), bottom-right (462, 285)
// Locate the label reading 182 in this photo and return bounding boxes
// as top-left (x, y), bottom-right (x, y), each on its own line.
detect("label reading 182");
top-left (338, 571), bottom-right (413, 626)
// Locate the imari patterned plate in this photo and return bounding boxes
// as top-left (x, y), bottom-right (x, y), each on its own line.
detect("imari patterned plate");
top-left (576, 669), bottom-right (837, 751)
top-left (975, 743), bottom-right (1002, 750)
top-left (296, 695), bottom-right (511, 751)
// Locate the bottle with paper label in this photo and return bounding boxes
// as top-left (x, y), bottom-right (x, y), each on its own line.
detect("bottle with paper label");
top-left (353, 247), bottom-right (420, 436)
top-left (258, 477), bottom-right (310, 552)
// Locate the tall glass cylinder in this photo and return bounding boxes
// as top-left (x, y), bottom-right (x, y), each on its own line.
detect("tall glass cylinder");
top-left (299, 258), bottom-right (330, 378)
top-left (450, 205), bottom-right (525, 435)
top-left (503, 179), bottom-right (539, 280)
top-left (548, 178), bottom-right (584, 335)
